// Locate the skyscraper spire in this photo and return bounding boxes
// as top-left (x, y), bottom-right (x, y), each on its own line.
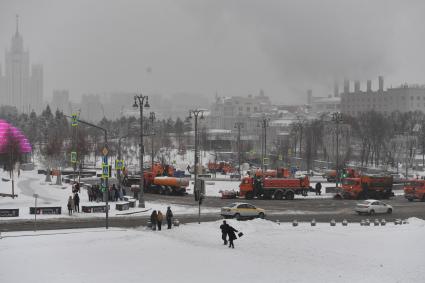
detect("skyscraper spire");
top-left (16, 14), bottom-right (19, 35)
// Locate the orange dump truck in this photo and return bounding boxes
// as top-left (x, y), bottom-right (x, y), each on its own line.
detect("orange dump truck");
top-left (335, 175), bottom-right (393, 199)
top-left (253, 168), bottom-right (290, 178)
top-left (239, 175), bottom-right (310, 200)
top-left (124, 172), bottom-right (189, 195)
top-left (404, 180), bottom-right (425, 202)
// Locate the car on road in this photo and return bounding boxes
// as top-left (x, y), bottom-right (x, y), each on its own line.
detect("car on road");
top-left (221, 202), bottom-right (265, 220)
top-left (355, 199), bottom-right (393, 215)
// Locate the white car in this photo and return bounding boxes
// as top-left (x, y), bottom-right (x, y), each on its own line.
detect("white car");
top-left (355, 199), bottom-right (393, 215)
top-left (221, 202), bottom-right (265, 220)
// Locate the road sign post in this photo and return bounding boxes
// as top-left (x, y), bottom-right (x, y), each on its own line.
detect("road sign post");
top-left (33, 194), bottom-right (38, 231)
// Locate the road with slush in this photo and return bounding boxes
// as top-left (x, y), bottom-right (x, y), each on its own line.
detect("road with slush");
top-left (1, 194), bottom-right (424, 232)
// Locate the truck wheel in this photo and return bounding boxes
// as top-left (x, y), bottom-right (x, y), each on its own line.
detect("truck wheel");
top-left (234, 213), bottom-right (241, 220)
top-left (285, 191), bottom-right (295, 200)
top-left (369, 210), bottom-right (375, 216)
top-left (274, 190), bottom-right (284, 200)
top-left (258, 212), bottom-right (265, 219)
top-left (408, 198), bottom-right (413, 202)
top-left (245, 192), bottom-right (254, 199)
top-left (387, 208), bottom-right (392, 214)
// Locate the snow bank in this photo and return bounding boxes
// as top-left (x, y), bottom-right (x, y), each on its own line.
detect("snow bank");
top-left (1, 218), bottom-right (424, 283)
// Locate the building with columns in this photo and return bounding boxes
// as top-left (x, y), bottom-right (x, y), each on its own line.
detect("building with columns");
top-left (0, 16), bottom-right (44, 114)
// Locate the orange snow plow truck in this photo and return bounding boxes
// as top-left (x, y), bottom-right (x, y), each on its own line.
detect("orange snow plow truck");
top-left (239, 175), bottom-right (310, 200)
top-left (335, 175), bottom-right (393, 200)
top-left (404, 180), bottom-right (425, 202)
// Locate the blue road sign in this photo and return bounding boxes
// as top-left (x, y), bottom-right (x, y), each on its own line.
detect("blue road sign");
top-left (102, 156), bottom-right (108, 165)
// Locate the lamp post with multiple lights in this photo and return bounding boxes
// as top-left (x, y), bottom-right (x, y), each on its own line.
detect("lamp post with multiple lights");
top-left (188, 109), bottom-right (205, 224)
top-left (133, 94), bottom-right (150, 208)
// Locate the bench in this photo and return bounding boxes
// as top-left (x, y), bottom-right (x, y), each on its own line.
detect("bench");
top-left (123, 197), bottom-right (137, 207)
top-left (82, 204), bottom-right (110, 213)
top-left (116, 202), bottom-right (130, 211)
top-left (0, 209), bottom-right (19, 217)
top-left (29, 207), bottom-right (62, 215)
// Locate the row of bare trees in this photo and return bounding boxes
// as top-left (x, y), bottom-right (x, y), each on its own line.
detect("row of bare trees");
top-left (282, 110), bottom-right (425, 172)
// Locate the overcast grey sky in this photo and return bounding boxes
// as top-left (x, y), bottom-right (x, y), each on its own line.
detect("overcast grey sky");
top-left (1, 0), bottom-right (425, 104)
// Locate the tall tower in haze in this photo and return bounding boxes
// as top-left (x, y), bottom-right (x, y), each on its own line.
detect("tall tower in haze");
top-left (0, 15), bottom-right (43, 114)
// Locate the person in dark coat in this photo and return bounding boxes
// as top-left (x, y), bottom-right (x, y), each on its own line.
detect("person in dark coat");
top-left (315, 182), bottom-right (322, 196)
top-left (73, 192), bottom-right (80, 213)
top-left (157, 210), bottom-right (163, 231)
top-left (150, 210), bottom-right (157, 231)
top-left (220, 220), bottom-right (229, 245)
top-left (166, 207), bottom-right (173, 229)
top-left (227, 224), bottom-right (238, 248)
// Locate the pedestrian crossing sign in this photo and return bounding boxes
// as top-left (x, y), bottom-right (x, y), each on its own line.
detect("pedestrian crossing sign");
top-left (115, 160), bottom-right (124, 170)
top-left (278, 154), bottom-right (283, 161)
top-left (102, 164), bottom-right (109, 178)
top-left (71, 113), bottom-right (78, 127)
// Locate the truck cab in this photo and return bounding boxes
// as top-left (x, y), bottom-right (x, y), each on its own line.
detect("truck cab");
top-left (404, 180), bottom-right (425, 202)
top-left (337, 175), bottom-right (393, 199)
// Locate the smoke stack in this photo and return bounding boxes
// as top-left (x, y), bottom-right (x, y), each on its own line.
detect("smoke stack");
top-left (333, 81), bottom-right (339, 97)
top-left (379, 76), bottom-right (384, 92)
top-left (307, 89), bottom-right (312, 105)
top-left (354, 80), bottom-right (360, 93)
top-left (343, 79), bottom-right (349, 94)
top-left (367, 80), bottom-right (372, 92)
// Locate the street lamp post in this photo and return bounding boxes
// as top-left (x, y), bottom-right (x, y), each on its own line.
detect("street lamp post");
top-left (332, 112), bottom-right (343, 188)
top-left (149, 112), bottom-right (156, 170)
top-left (188, 109), bottom-right (205, 224)
top-left (258, 118), bottom-right (270, 171)
top-left (133, 94), bottom-right (150, 208)
top-left (234, 122), bottom-right (244, 179)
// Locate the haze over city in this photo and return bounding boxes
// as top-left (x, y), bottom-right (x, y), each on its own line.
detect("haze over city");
top-left (1, 0), bottom-right (425, 104)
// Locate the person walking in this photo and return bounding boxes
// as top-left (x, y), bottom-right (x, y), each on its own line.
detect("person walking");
top-left (73, 192), bottom-right (80, 213)
top-left (67, 195), bottom-right (74, 216)
top-left (315, 182), bottom-right (322, 196)
top-left (220, 220), bottom-right (229, 245)
top-left (227, 224), bottom-right (238, 248)
top-left (157, 210), bottom-right (163, 231)
top-left (150, 210), bottom-right (157, 231)
top-left (166, 207), bottom-right (173, 229)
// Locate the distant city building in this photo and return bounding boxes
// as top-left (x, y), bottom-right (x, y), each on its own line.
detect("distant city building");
top-left (307, 88), bottom-right (341, 117)
top-left (51, 90), bottom-right (71, 114)
top-left (340, 77), bottom-right (425, 116)
top-left (0, 16), bottom-right (44, 114)
top-left (208, 91), bottom-right (272, 131)
top-left (80, 94), bottom-right (103, 122)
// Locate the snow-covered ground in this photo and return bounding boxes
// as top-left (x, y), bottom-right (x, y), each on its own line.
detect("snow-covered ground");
top-left (0, 168), bottom-right (405, 220)
top-left (1, 218), bottom-right (424, 283)
top-left (0, 169), bottom-right (218, 220)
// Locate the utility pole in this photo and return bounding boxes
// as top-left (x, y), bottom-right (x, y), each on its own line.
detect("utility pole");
top-left (189, 109), bottom-right (205, 224)
top-left (149, 112), bottom-right (156, 171)
top-left (332, 112), bottom-right (343, 188)
top-left (65, 115), bottom-right (109, 229)
top-left (133, 94), bottom-right (150, 208)
top-left (258, 117), bottom-right (270, 171)
top-left (234, 122), bottom-right (244, 179)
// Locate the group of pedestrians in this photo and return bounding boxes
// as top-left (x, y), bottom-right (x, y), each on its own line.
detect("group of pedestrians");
top-left (67, 192), bottom-right (80, 215)
top-left (220, 220), bottom-right (239, 248)
top-left (150, 207), bottom-right (173, 231)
